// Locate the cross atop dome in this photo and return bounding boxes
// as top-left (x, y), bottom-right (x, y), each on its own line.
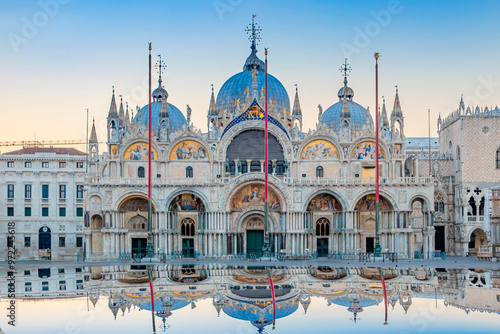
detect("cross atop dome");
top-left (245, 14), bottom-right (262, 49)
top-left (155, 54), bottom-right (166, 87)
top-left (339, 58), bottom-right (352, 86)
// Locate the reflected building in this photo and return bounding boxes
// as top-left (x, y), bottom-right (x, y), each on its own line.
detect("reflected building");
top-left (3, 265), bottom-right (500, 332)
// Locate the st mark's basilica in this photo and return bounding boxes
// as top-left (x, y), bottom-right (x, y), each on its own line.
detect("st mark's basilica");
top-left (84, 17), bottom-right (434, 260)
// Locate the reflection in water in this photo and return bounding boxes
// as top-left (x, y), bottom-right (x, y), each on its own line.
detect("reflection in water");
top-left (2, 266), bottom-right (500, 333)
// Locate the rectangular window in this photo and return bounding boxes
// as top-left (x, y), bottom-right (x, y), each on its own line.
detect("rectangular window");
top-left (7, 161), bottom-right (14, 168)
top-left (25, 184), bottom-right (32, 199)
top-left (25, 207), bottom-right (31, 216)
top-left (59, 161), bottom-right (66, 168)
top-left (59, 184), bottom-right (66, 199)
top-left (25, 282), bottom-right (32, 292)
top-left (58, 268), bottom-right (65, 274)
top-left (76, 236), bottom-right (83, 247)
top-left (41, 207), bottom-right (49, 216)
top-left (76, 185), bottom-right (84, 199)
top-left (7, 184), bottom-right (14, 198)
top-left (75, 268), bottom-right (82, 273)
top-left (76, 207), bottom-right (83, 217)
top-left (7, 207), bottom-right (14, 216)
top-left (42, 184), bottom-right (49, 199)
top-left (59, 236), bottom-right (65, 247)
top-left (42, 161), bottom-right (49, 168)
top-left (76, 162), bottom-right (83, 168)
top-left (59, 280), bottom-right (67, 291)
top-left (42, 281), bottom-right (49, 291)
top-left (59, 207), bottom-right (66, 217)
top-left (76, 279), bottom-right (84, 290)
top-left (24, 270), bottom-right (30, 276)
top-left (24, 236), bottom-right (31, 247)
top-left (25, 161), bottom-right (32, 168)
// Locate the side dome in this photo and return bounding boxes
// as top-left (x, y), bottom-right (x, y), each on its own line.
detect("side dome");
top-left (216, 44), bottom-right (290, 115)
top-left (134, 102), bottom-right (187, 132)
top-left (321, 84), bottom-right (372, 132)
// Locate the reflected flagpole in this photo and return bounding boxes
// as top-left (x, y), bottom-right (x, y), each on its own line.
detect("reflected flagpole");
top-left (381, 274), bottom-right (388, 325)
top-left (149, 269), bottom-right (156, 333)
top-left (267, 269), bottom-right (276, 329)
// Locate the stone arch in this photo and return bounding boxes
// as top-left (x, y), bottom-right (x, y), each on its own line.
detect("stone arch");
top-left (349, 190), bottom-right (397, 212)
top-left (235, 209), bottom-right (278, 233)
top-left (90, 214), bottom-right (103, 230)
top-left (122, 141), bottom-right (159, 161)
top-left (226, 180), bottom-right (286, 212)
top-left (468, 228), bottom-right (488, 255)
top-left (128, 214), bottom-right (147, 231)
top-left (114, 193), bottom-right (157, 212)
top-left (169, 138), bottom-right (210, 161)
top-left (218, 122), bottom-right (293, 162)
top-left (165, 189), bottom-right (209, 212)
top-left (299, 137), bottom-right (340, 160)
top-left (303, 189), bottom-right (346, 212)
top-left (220, 173), bottom-right (291, 212)
top-left (349, 138), bottom-right (388, 161)
top-left (409, 195), bottom-right (431, 212)
top-left (167, 192), bottom-right (207, 212)
top-left (117, 195), bottom-right (156, 212)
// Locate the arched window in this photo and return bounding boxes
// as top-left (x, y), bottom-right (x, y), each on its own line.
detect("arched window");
top-left (138, 167), bottom-right (145, 178)
top-left (456, 146), bottom-right (461, 172)
top-left (315, 218), bottom-right (330, 237)
top-left (181, 218), bottom-right (195, 237)
top-left (434, 192), bottom-right (445, 212)
top-left (186, 166), bottom-right (193, 178)
top-left (496, 147), bottom-right (500, 169)
top-left (316, 166), bottom-right (324, 178)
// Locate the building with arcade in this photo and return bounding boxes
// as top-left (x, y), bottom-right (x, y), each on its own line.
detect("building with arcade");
top-left (84, 18), bottom-right (434, 260)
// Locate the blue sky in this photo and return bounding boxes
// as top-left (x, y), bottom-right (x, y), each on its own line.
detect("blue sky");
top-left (1, 0), bottom-right (500, 147)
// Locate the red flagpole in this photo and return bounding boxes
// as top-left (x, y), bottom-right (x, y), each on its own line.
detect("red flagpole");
top-left (264, 48), bottom-right (268, 201)
top-left (374, 52), bottom-right (381, 256)
top-left (381, 276), bottom-right (388, 325)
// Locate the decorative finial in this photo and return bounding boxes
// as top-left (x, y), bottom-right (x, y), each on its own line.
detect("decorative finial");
top-left (374, 52), bottom-right (380, 60)
top-left (112, 86), bottom-right (115, 95)
top-left (119, 94), bottom-right (122, 102)
top-left (295, 83), bottom-right (298, 92)
top-left (245, 14), bottom-right (262, 48)
top-left (339, 58), bottom-right (352, 86)
top-left (382, 96), bottom-right (385, 103)
top-left (395, 85), bottom-right (398, 94)
top-left (155, 54), bottom-right (166, 87)
top-left (211, 83), bottom-right (214, 92)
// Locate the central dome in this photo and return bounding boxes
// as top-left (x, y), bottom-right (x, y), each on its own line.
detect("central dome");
top-left (216, 44), bottom-right (290, 115)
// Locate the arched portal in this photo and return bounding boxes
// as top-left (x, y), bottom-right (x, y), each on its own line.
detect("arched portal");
top-left (119, 197), bottom-right (154, 258)
top-left (242, 215), bottom-right (266, 258)
top-left (90, 215), bottom-right (103, 253)
top-left (469, 228), bottom-right (487, 256)
top-left (38, 226), bottom-right (51, 250)
top-left (354, 194), bottom-right (394, 253)
top-left (306, 192), bottom-right (344, 256)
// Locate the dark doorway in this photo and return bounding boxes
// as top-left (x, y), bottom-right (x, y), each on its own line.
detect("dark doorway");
top-left (317, 238), bottom-right (329, 257)
top-left (366, 237), bottom-right (374, 253)
top-left (38, 226), bottom-right (51, 250)
top-left (131, 238), bottom-right (147, 259)
top-left (182, 238), bottom-right (195, 258)
top-left (246, 230), bottom-right (264, 258)
top-left (435, 226), bottom-right (445, 253)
